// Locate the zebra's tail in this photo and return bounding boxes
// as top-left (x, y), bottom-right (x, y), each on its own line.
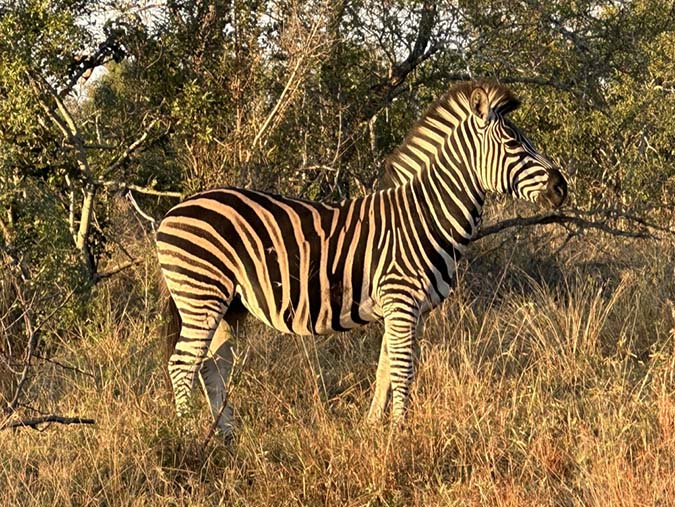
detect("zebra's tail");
top-left (159, 277), bottom-right (181, 370)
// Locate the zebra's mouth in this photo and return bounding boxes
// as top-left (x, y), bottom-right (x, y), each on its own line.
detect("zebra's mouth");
top-left (538, 169), bottom-right (567, 208)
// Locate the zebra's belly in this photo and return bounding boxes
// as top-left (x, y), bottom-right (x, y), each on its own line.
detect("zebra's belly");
top-left (315, 295), bottom-right (383, 335)
top-left (235, 284), bottom-right (382, 336)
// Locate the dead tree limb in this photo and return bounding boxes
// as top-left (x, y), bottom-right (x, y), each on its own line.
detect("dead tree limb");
top-left (475, 208), bottom-right (669, 241)
top-left (93, 258), bottom-right (145, 284)
top-left (100, 180), bottom-right (182, 198)
top-left (2, 415), bottom-right (95, 430)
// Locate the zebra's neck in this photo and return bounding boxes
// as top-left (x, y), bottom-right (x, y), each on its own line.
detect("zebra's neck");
top-left (386, 99), bottom-right (468, 187)
top-left (403, 135), bottom-right (486, 251)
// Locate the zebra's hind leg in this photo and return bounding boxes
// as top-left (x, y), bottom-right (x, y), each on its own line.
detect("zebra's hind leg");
top-left (199, 319), bottom-right (236, 439)
top-left (169, 307), bottom-right (225, 420)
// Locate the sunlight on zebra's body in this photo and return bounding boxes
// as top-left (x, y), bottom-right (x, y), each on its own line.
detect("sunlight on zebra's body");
top-left (157, 81), bottom-right (568, 438)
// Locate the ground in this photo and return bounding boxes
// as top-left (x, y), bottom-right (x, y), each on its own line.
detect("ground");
top-left (2, 217), bottom-right (675, 506)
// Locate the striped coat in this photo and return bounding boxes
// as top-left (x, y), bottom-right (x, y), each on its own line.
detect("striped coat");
top-left (158, 81), bottom-right (567, 436)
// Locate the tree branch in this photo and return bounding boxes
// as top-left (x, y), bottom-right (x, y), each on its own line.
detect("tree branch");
top-left (475, 208), bottom-right (665, 241)
top-left (100, 180), bottom-right (182, 198)
top-left (93, 258), bottom-right (144, 284)
top-left (102, 118), bottom-right (159, 178)
top-left (31, 353), bottom-right (96, 380)
top-left (388, 2), bottom-right (437, 89)
top-left (60, 32), bottom-right (125, 98)
top-left (5, 288), bottom-right (77, 414)
top-left (2, 415), bottom-right (95, 430)
top-left (27, 71), bottom-right (98, 272)
top-left (250, 20), bottom-right (325, 153)
top-left (369, 1), bottom-right (437, 102)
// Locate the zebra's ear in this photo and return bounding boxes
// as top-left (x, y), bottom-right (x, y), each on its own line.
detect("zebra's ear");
top-left (470, 87), bottom-right (490, 122)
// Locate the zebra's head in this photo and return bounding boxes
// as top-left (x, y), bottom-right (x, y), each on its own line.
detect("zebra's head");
top-left (468, 85), bottom-right (567, 208)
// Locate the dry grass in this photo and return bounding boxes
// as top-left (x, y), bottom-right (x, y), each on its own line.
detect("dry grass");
top-left (2, 229), bottom-right (675, 506)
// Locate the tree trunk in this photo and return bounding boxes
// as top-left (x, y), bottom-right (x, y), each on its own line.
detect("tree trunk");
top-left (75, 184), bottom-right (96, 276)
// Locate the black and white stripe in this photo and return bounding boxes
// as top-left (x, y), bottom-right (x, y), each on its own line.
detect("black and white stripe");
top-left (157, 81), bottom-right (567, 433)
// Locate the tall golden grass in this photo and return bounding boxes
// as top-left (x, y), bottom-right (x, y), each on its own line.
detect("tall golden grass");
top-left (1, 224), bottom-right (674, 506)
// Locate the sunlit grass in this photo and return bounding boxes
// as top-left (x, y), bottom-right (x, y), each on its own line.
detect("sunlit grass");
top-left (2, 232), bottom-right (675, 506)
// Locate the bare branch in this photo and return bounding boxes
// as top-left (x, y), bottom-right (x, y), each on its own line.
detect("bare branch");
top-left (369, 1), bottom-right (437, 101)
top-left (102, 118), bottom-right (159, 178)
top-left (387, 2), bottom-right (437, 89)
top-left (93, 258), bottom-right (144, 284)
top-left (125, 191), bottom-right (159, 231)
top-left (475, 209), bottom-right (663, 241)
top-left (2, 415), bottom-right (95, 430)
top-left (250, 20), bottom-right (325, 152)
top-left (28, 72), bottom-right (93, 173)
top-left (31, 353), bottom-right (96, 380)
top-left (100, 180), bottom-right (182, 198)
top-left (29, 77), bottom-right (77, 142)
top-left (26, 71), bottom-right (98, 271)
top-left (5, 288), bottom-right (77, 414)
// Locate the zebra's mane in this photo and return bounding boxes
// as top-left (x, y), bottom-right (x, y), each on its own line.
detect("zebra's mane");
top-left (381, 81), bottom-right (521, 188)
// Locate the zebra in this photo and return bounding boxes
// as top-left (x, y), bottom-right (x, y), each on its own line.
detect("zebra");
top-left (157, 81), bottom-right (567, 437)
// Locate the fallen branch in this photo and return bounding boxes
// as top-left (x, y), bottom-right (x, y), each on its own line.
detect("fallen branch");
top-left (2, 415), bottom-right (95, 430)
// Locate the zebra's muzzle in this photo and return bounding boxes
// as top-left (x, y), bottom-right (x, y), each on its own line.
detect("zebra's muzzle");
top-left (539, 168), bottom-right (567, 208)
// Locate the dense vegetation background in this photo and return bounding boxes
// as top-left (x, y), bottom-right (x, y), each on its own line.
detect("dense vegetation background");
top-left (1, 1), bottom-right (675, 505)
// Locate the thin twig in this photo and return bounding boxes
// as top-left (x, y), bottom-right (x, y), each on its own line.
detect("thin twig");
top-left (201, 398), bottom-right (229, 450)
top-left (5, 288), bottom-right (77, 414)
top-left (30, 353), bottom-right (97, 380)
top-left (102, 118), bottom-right (159, 178)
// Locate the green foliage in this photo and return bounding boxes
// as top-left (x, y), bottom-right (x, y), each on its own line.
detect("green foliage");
top-left (0, 0), bottom-right (674, 303)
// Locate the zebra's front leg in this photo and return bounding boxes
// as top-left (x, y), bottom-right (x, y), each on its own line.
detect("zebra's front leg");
top-left (199, 319), bottom-right (235, 438)
top-left (367, 313), bottom-right (426, 422)
top-left (383, 310), bottom-right (420, 422)
top-left (367, 337), bottom-right (391, 422)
